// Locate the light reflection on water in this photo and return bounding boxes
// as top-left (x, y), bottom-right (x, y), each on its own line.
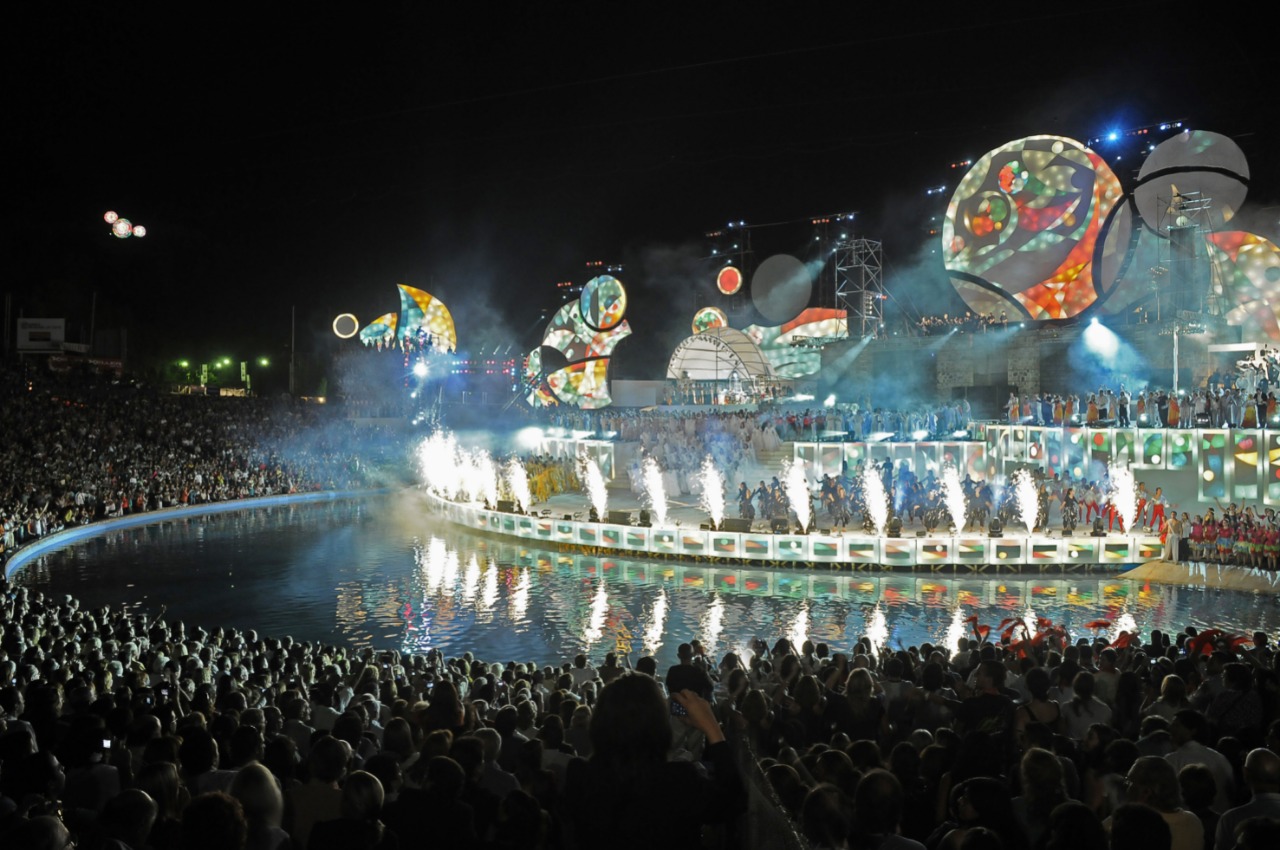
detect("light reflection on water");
top-left (13, 493), bottom-right (1280, 669)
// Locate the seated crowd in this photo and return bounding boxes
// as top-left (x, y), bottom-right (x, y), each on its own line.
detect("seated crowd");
top-left (0, 366), bottom-right (395, 566)
top-left (2, 574), bottom-right (1279, 850)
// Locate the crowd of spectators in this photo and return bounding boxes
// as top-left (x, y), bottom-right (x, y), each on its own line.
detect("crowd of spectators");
top-left (0, 365), bottom-right (398, 568)
top-left (2, 575), bottom-right (1279, 850)
top-left (915, 312), bottom-right (1008, 336)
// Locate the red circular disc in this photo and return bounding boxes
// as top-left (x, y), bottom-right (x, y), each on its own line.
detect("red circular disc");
top-left (716, 265), bottom-right (742, 295)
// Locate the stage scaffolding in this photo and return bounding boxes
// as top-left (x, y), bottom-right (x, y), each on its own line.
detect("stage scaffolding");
top-left (1157, 189), bottom-right (1223, 318)
top-left (831, 238), bottom-right (884, 337)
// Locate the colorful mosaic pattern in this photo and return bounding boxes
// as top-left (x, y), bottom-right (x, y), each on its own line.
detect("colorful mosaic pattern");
top-left (943, 135), bottom-right (1124, 320)
top-left (692, 306), bottom-right (729, 334)
top-left (1205, 232), bottom-right (1280, 342)
top-left (581, 275), bottom-right (627, 331)
top-left (396, 285), bottom-right (457, 352)
top-left (358, 312), bottom-right (398, 346)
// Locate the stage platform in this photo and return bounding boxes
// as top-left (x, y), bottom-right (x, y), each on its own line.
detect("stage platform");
top-left (424, 490), bottom-right (1161, 572)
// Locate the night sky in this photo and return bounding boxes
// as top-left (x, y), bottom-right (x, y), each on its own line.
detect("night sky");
top-left (7, 3), bottom-right (1278, 381)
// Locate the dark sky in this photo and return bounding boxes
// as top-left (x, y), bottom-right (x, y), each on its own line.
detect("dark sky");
top-left (6, 2), bottom-right (1278, 373)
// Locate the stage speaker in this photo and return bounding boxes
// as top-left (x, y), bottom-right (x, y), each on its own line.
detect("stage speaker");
top-left (497, 500), bottom-right (515, 513)
top-left (770, 518), bottom-right (790, 534)
top-left (638, 509), bottom-right (652, 527)
top-left (606, 510), bottom-right (633, 526)
top-left (721, 518), bottom-right (752, 533)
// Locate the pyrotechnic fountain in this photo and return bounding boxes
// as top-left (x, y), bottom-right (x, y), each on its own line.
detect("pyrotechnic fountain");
top-left (417, 431), bottom-right (461, 498)
top-left (861, 466), bottom-right (889, 537)
top-left (1013, 469), bottom-right (1039, 533)
top-left (782, 459), bottom-right (812, 532)
top-left (580, 456), bottom-right (608, 520)
top-left (1023, 607), bottom-right (1038, 639)
top-left (699, 455), bottom-right (726, 528)
top-left (641, 457), bottom-right (669, 526)
top-left (505, 458), bottom-right (531, 513)
top-left (1109, 465), bottom-right (1138, 532)
top-left (473, 450), bottom-right (498, 507)
top-left (942, 465), bottom-right (967, 532)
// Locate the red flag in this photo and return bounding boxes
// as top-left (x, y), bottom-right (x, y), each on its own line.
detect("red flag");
top-left (1084, 620), bottom-right (1113, 631)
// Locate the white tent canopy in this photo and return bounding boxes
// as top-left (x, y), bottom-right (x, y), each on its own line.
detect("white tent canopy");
top-left (666, 327), bottom-right (774, 381)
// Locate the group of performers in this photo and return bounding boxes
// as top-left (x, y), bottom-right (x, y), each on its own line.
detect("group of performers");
top-left (1186, 503), bottom-right (1280, 570)
top-left (731, 460), bottom-right (1179, 538)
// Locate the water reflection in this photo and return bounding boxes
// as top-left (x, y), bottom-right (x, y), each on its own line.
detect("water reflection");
top-left (12, 494), bottom-right (1280, 670)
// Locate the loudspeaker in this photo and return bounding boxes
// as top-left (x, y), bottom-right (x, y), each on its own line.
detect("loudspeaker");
top-left (497, 500), bottom-right (515, 513)
top-left (770, 518), bottom-right (790, 534)
top-left (606, 510), bottom-right (633, 526)
top-left (720, 518), bottom-right (752, 533)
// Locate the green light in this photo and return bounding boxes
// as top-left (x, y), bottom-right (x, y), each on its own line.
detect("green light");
top-left (258, 357), bottom-right (269, 366)
top-left (179, 360), bottom-right (189, 368)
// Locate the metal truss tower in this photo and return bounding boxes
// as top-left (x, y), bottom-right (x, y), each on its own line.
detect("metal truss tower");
top-left (1156, 190), bottom-right (1222, 317)
top-left (832, 237), bottom-right (884, 337)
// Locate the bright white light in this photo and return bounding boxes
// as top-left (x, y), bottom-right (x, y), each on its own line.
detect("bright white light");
top-left (782, 459), bottom-right (811, 531)
top-left (866, 605), bottom-right (888, 662)
top-left (824, 394), bottom-right (836, 408)
top-left (1109, 465), bottom-right (1139, 532)
top-left (515, 427), bottom-right (544, 451)
top-left (1083, 320), bottom-right (1121, 362)
top-left (413, 361), bottom-right (428, 377)
top-left (912, 429), bottom-right (930, 441)
top-left (1013, 469), bottom-right (1038, 533)
top-left (942, 465), bottom-right (967, 532)
top-left (104, 211), bottom-right (118, 223)
top-left (644, 588), bottom-right (668, 655)
top-left (505, 458), bottom-right (531, 513)
top-left (699, 455), bottom-right (726, 527)
top-left (862, 466), bottom-right (890, 537)
top-left (642, 457), bottom-right (668, 526)
top-left (132, 225), bottom-right (146, 237)
top-left (581, 456), bottom-right (608, 519)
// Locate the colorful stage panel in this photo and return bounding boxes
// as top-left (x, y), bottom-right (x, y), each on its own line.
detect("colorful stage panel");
top-left (1136, 429), bottom-right (1165, 470)
top-left (1232, 430), bottom-right (1261, 501)
top-left (1167, 431), bottom-right (1194, 471)
top-left (809, 535), bottom-right (842, 563)
top-left (846, 538), bottom-right (880, 564)
top-left (712, 534), bottom-right (741, 556)
top-left (679, 530), bottom-right (709, 555)
top-left (651, 529), bottom-right (678, 555)
top-left (918, 539), bottom-right (951, 564)
top-left (1199, 430), bottom-right (1228, 501)
top-left (1267, 433), bottom-right (1280, 506)
top-left (992, 538), bottom-right (1025, 565)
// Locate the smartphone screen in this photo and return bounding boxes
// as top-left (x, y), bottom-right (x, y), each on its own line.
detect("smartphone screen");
top-left (669, 697), bottom-right (688, 717)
